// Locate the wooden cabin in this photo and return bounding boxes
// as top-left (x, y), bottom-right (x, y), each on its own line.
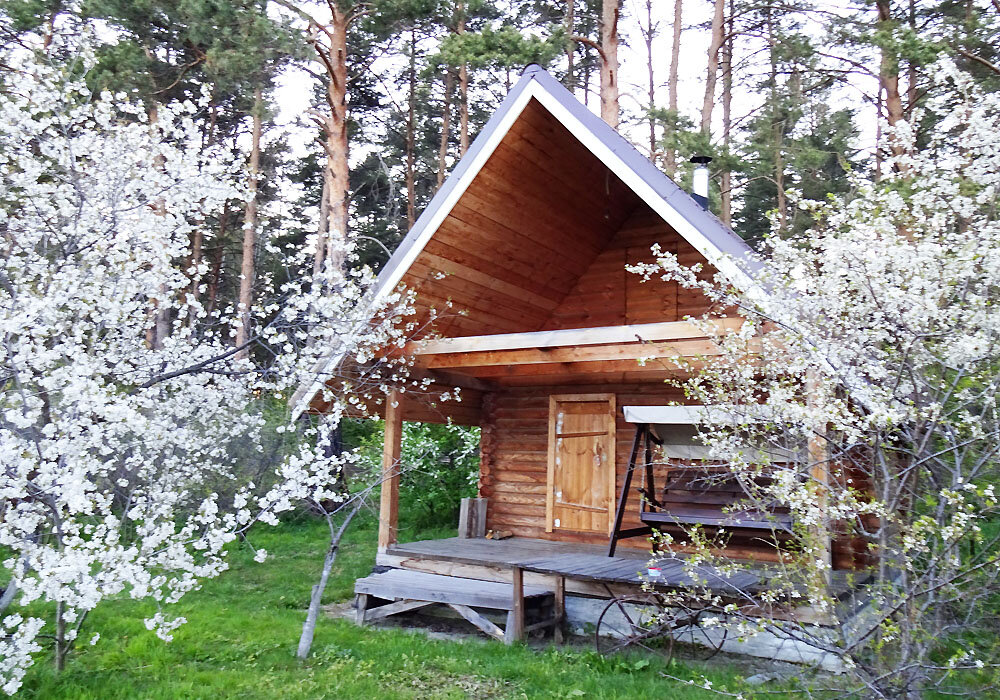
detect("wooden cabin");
top-left (291, 66), bottom-right (851, 654)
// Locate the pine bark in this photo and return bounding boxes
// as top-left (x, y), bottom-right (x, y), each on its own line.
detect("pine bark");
top-left (457, 2), bottom-right (469, 155)
top-left (720, 0), bottom-right (734, 225)
top-left (321, 7), bottom-right (351, 274)
top-left (235, 88), bottom-right (262, 359)
top-left (599, 0), bottom-right (621, 129)
top-left (766, 10), bottom-right (787, 232)
top-left (205, 206), bottom-right (228, 318)
top-left (405, 29), bottom-right (417, 230)
top-left (665, 0), bottom-right (683, 176)
top-left (564, 0), bottom-right (575, 90)
top-left (312, 170), bottom-right (331, 277)
top-left (877, 0), bottom-right (905, 159)
top-left (437, 69), bottom-right (454, 189)
top-left (701, 0), bottom-right (726, 134)
top-left (642, 0), bottom-right (657, 157)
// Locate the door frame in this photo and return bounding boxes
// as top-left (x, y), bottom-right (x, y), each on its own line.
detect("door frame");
top-left (545, 393), bottom-right (617, 535)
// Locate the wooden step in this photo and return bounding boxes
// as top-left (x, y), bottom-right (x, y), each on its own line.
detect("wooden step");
top-left (354, 569), bottom-right (553, 611)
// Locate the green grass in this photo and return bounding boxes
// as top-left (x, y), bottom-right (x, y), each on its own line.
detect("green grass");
top-left (19, 514), bottom-right (748, 699)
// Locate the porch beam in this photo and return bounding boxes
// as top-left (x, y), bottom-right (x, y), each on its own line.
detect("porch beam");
top-left (378, 389), bottom-right (403, 552)
top-left (407, 318), bottom-right (743, 356)
top-left (415, 338), bottom-right (755, 370)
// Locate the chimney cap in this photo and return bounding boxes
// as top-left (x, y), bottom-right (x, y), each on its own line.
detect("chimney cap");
top-left (690, 155), bottom-right (713, 165)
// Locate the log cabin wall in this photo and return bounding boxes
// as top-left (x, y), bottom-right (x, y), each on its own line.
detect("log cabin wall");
top-left (478, 385), bottom-right (863, 570)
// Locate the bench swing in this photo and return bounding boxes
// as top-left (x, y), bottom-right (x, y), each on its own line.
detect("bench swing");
top-left (607, 405), bottom-right (794, 556)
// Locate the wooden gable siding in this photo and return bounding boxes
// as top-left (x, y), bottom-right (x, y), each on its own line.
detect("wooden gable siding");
top-left (395, 97), bottom-right (642, 341)
top-left (478, 386), bottom-right (864, 569)
top-left (541, 205), bottom-right (719, 330)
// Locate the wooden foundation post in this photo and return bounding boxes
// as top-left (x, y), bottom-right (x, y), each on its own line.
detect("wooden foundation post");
top-left (378, 390), bottom-right (403, 552)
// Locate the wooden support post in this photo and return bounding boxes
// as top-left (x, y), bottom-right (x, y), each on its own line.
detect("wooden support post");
top-left (554, 575), bottom-right (565, 645)
top-left (355, 593), bottom-right (369, 625)
top-left (806, 371), bottom-right (832, 580)
top-left (510, 565), bottom-right (525, 644)
top-left (378, 390), bottom-right (403, 552)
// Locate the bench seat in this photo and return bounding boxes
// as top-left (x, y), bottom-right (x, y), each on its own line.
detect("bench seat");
top-left (641, 506), bottom-right (793, 531)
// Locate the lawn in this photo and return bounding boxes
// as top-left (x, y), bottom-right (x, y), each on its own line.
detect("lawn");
top-left (17, 513), bottom-right (752, 699)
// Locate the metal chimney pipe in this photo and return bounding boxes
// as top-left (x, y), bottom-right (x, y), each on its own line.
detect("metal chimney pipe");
top-left (690, 155), bottom-right (712, 209)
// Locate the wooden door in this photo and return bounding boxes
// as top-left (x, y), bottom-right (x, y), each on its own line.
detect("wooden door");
top-left (546, 394), bottom-right (617, 535)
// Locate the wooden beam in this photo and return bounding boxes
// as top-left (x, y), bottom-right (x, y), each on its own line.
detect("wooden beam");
top-left (362, 598), bottom-right (434, 623)
top-left (378, 389), bottom-right (403, 552)
top-left (408, 318), bottom-right (744, 355)
top-left (418, 338), bottom-right (740, 370)
top-left (449, 603), bottom-right (507, 642)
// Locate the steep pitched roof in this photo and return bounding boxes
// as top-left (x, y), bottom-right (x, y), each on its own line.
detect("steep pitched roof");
top-left (291, 65), bottom-right (760, 416)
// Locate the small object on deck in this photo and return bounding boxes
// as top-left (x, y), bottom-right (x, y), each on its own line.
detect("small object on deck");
top-left (485, 529), bottom-right (513, 540)
top-left (647, 566), bottom-right (662, 578)
top-left (458, 497), bottom-right (488, 539)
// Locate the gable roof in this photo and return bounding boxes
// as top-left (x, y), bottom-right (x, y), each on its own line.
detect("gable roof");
top-left (291, 65), bottom-right (761, 417)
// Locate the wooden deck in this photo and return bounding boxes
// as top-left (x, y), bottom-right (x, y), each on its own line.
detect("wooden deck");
top-left (381, 536), bottom-right (768, 599)
top-left (385, 536), bottom-right (649, 569)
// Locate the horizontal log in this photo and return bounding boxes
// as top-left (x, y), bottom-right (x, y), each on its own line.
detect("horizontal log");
top-left (409, 318), bottom-right (743, 356)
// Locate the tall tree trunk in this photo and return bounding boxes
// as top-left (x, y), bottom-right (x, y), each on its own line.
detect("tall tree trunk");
top-left (642, 0), bottom-right (657, 157)
top-left (235, 88), bottom-right (262, 359)
top-left (564, 0), bottom-right (575, 90)
top-left (701, 0), bottom-right (726, 134)
top-left (206, 205), bottom-right (228, 318)
top-left (405, 28), bottom-right (417, 230)
top-left (321, 7), bottom-right (351, 274)
top-left (437, 69), bottom-right (454, 188)
top-left (187, 226), bottom-right (204, 316)
top-left (720, 0), bottom-right (734, 225)
top-left (457, 2), bottom-right (469, 155)
top-left (877, 0), bottom-right (905, 157)
top-left (599, 0), bottom-right (621, 129)
top-left (665, 0), bottom-right (683, 176)
top-left (313, 170), bottom-right (331, 276)
top-left (906, 0), bottom-right (918, 118)
top-left (146, 103), bottom-right (170, 350)
top-left (766, 10), bottom-right (787, 232)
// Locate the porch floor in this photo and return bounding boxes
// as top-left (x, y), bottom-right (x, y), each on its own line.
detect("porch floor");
top-left (385, 536), bottom-right (649, 569)
top-left (383, 536), bottom-right (857, 600)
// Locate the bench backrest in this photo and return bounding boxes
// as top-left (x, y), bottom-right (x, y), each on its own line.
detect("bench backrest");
top-left (660, 468), bottom-right (788, 515)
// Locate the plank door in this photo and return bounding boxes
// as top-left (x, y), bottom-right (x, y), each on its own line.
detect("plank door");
top-left (546, 394), bottom-right (617, 535)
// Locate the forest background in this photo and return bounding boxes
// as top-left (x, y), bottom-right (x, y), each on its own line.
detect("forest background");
top-left (4, 0), bottom-right (999, 532)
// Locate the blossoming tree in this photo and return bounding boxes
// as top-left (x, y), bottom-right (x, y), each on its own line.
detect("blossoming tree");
top-left (632, 61), bottom-right (1000, 698)
top-left (0, 44), bottom-right (412, 693)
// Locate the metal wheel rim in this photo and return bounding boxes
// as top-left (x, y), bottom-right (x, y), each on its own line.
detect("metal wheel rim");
top-left (595, 596), bottom-right (675, 666)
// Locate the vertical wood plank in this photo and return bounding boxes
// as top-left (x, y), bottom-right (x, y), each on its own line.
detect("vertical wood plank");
top-left (355, 593), bottom-right (368, 625)
top-left (605, 394), bottom-right (617, 534)
top-left (378, 390), bottom-right (403, 552)
top-left (511, 566), bottom-right (525, 643)
top-left (458, 498), bottom-right (471, 539)
top-left (553, 575), bottom-right (565, 645)
top-left (545, 395), bottom-right (558, 532)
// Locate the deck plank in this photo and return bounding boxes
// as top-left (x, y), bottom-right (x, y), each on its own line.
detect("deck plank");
top-left (355, 568), bottom-right (552, 611)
